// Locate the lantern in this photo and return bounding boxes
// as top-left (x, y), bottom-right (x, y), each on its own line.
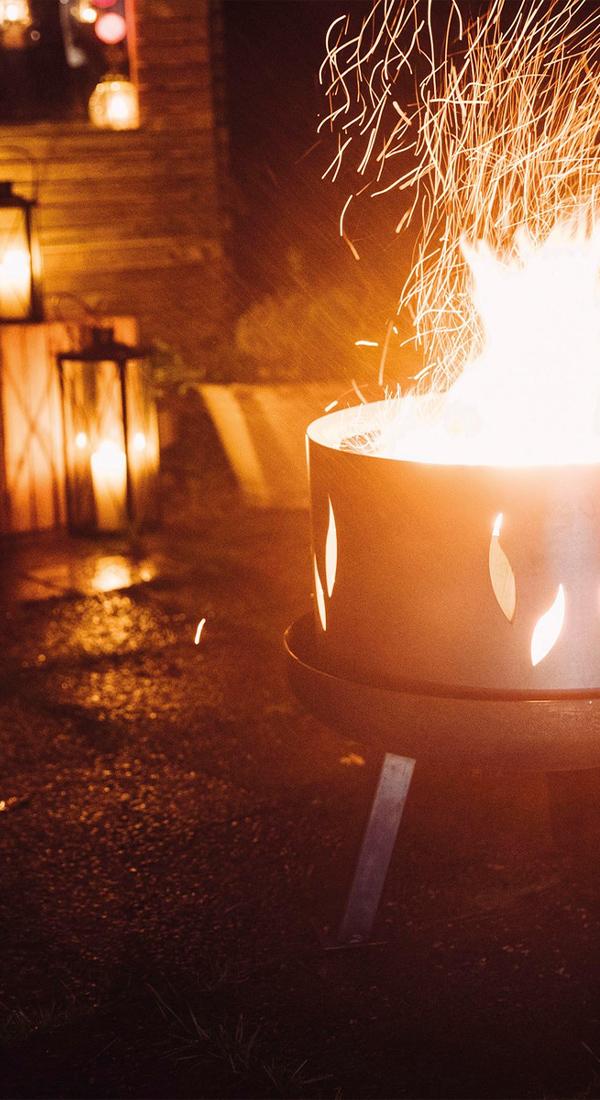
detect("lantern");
top-left (0, 0), bottom-right (31, 24)
top-left (88, 74), bottom-right (139, 131)
top-left (70, 0), bottom-right (97, 23)
top-left (56, 326), bottom-right (159, 534)
top-left (0, 0), bottom-right (31, 47)
top-left (0, 181), bottom-right (43, 322)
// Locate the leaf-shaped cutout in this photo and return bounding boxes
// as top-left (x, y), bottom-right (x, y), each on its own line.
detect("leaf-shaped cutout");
top-left (488, 515), bottom-right (516, 622)
top-left (531, 584), bottom-right (565, 667)
top-left (325, 497), bottom-right (338, 599)
top-left (313, 555), bottom-right (327, 632)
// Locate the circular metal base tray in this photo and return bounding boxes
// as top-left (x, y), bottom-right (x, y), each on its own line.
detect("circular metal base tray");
top-left (285, 613), bottom-right (600, 771)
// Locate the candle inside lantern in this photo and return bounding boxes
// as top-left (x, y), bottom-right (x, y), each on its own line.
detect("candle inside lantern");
top-left (90, 439), bottom-right (127, 531)
top-left (0, 0), bottom-right (31, 27)
top-left (88, 76), bottom-right (139, 131)
top-left (0, 246), bottom-right (31, 318)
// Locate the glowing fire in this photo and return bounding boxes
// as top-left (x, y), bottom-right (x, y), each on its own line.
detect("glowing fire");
top-left (488, 513), bottom-right (516, 623)
top-left (531, 585), bottom-right (566, 667)
top-left (313, 555), bottom-right (327, 631)
top-left (322, 0), bottom-right (600, 467)
top-left (313, 499), bottom-right (338, 629)
top-left (325, 497), bottom-right (337, 598)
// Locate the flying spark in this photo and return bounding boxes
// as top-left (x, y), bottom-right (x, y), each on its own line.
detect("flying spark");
top-left (321, 0), bottom-right (600, 390)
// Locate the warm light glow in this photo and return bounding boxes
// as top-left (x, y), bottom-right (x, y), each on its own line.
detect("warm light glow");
top-left (132, 431), bottom-right (146, 452)
top-left (88, 76), bottom-right (139, 131)
top-left (0, 246), bottom-right (30, 319)
top-left (0, 0), bottom-right (31, 27)
top-left (322, 2), bottom-right (600, 469)
top-left (313, 555), bottom-right (327, 631)
top-left (531, 585), bottom-right (565, 667)
top-left (488, 513), bottom-right (516, 623)
top-left (90, 439), bottom-right (127, 532)
top-left (194, 618), bottom-right (206, 645)
top-left (94, 11), bottom-right (126, 43)
top-left (75, 430), bottom-right (88, 450)
top-left (71, 0), bottom-right (97, 23)
top-left (92, 559), bottom-right (132, 593)
top-left (325, 497), bottom-right (337, 599)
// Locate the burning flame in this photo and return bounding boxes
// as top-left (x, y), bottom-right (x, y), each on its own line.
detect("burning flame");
top-left (313, 555), bottom-right (327, 631)
top-left (531, 585), bottom-right (565, 667)
top-left (322, 1), bottom-right (600, 466)
top-left (488, 513), bottom-right (516, 622)
top-left (325, 498), bottom-right (337, 598)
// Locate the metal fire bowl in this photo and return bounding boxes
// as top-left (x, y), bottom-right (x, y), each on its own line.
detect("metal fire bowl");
top-left (308, 401), bottom-right (600, 694)
top-left (285, 613), bottom-right (600, 771)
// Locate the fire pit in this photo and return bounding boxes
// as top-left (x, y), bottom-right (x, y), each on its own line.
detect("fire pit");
top-left (285, 0), bottom-right (600, 946)
top-left (287, 397), bottom-right (600, 767)
top-left (285, 398), bottom-right (600, 946)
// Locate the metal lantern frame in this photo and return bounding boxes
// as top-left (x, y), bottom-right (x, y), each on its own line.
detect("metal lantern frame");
top-left (0, 180), bottom-right (43, 323)
top-left (56, 326), bottom-right (158, 534)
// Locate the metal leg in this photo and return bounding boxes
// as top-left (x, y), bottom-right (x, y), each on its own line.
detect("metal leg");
top-left (324, 753), bottom-right (416, 949)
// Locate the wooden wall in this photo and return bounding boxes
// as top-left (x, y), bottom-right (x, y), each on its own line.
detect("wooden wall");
top-left (0, 0), bottom-right (229, 372)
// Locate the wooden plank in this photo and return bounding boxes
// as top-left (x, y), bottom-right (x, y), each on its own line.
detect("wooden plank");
top-left (34, 169), bottom-right (219, 204)
top-left (138, 74), bottom-right (213, 94)
top-left (34, 157), bottom-right (214, 184)
top-left (43, 240), bottom-right (224, 275)
top-left (138, 42), bottom-right (210, 66)
top-left (39, 203), bottom-right (223, 234)
top-left (137, 26), bottom-right (208, 49)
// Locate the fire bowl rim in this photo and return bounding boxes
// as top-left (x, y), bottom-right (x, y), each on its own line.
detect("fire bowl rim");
top-left (285, 613), bottom-right (600, 771)
top-left (307, 398), bottom-right (600, 471)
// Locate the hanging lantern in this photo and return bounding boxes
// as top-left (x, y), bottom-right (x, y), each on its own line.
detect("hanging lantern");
top-left (70, 0), bottom-right (97, 24)
top-left (88, 73), bottom-right (139, 131)
top-left (0, 181), bottom-right (43, 322)
top-left (0, 0), bottom-right (32, 47)
top-left (56, 326), bottom-right (159, 534)
top-left (0, 0), bottom-right (32, 28)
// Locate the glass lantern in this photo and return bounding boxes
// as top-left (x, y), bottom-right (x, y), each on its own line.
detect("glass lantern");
top-left (88, 73), bottom-right (139, 130)
top-left (56, 327), bottom-right (159, 534)
top-left (0, 0), bottom-right (32, 26)
top-left (0, 181), bottom-right (43, 322)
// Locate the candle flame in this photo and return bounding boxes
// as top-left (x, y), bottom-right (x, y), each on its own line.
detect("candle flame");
top-left (194, 618), bottom-right (206, 645)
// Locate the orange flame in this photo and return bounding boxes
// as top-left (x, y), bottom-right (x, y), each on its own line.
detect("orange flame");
top-left (322, 0), bottom-right (600, 407)
top-left (488, 513), bottom-right (516, 622)
top-left (531, 585), bottom-right (565, 667)
top-left (325, 498), bottom-right (338, 598)
top-left (313, 555), bottom-right (327, 631)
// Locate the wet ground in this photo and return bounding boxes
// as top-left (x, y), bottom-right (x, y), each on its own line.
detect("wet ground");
top-left (1, 459), bottom-right (600, 1099)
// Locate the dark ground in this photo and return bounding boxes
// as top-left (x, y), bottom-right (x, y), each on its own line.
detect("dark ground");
top-left (1, 409), bottom-right (600, 1100)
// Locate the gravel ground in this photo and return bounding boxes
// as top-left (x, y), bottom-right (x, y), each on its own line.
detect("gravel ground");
top-left (1, 464), bottom-right (600, 1099)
